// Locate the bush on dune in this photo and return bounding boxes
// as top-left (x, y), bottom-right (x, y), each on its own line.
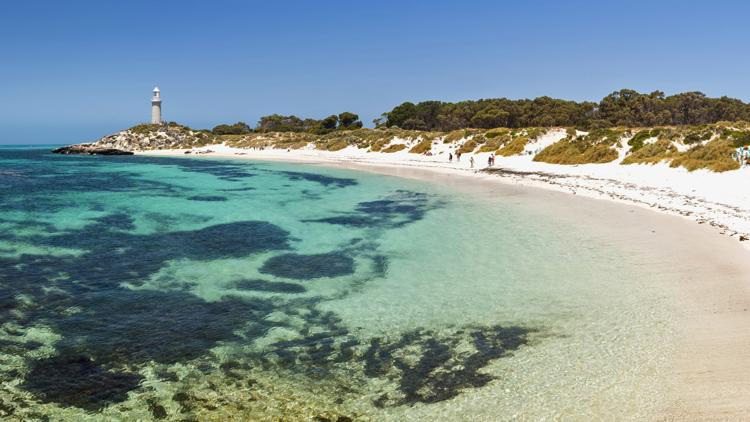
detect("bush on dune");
top-left (479, 135), bottom-right (510, 152)
top-left (409, 138), bottom-right (433, 154)
top-left (621, 138), bottom-right (676, 165)
top-left (627, 128), bottom-right (661, 152)
top-left (669, 139), bottom-right (740, 172)
top-left (443, 129), bottom-right (480, 144)
top-left (458, 139), bottom-right (479, 154)
top-left (534, 129), bottom-right (623, 164)
top-left (723, 129), bottom-right (750, 147)
top-left (497, 136), bottom-right (529, 156)
top-left (381, 143), bottom-right (407, 153)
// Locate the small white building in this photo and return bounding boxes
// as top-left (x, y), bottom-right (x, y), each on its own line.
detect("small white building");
top-left (151, 86), bottom-right (162, 124)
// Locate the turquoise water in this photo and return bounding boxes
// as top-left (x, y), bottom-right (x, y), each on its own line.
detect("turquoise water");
top-left (0, 147), bottom-right (675, 420)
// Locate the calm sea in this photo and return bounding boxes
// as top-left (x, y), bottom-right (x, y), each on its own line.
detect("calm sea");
top-left (0, 146), bottom-right (675, 420)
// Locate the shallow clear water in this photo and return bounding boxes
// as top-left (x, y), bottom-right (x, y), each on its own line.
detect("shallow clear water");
top-left (0, 147), bottom-right (675, 420)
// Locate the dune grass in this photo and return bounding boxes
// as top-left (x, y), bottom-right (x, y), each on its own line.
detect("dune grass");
top-left (723, 129), bottom-right (750, 147)
top-left (534, 129), bottom-right (623, 164)
top-left (381, 143), bottom-right (407, 153)
top-left (496, 136), bottom-right (529, 156)
top-left (621, 138), bottom-right (676, 165)
top-left (458, 139), bottom-right (479, 154)
top-left (133, 123), bottom-right (747, 172)
top-left (409, 138), bottom-right (433, 154)
top-left (669, 139), bottom-right (740, 172)
top-left (621, 125), bottom-right (742, 172)
top-left (627, 129), bottom-right (661, 152)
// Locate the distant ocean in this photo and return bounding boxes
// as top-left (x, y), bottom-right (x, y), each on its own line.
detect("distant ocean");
top-left (0, 146), bottom-right (675, 420)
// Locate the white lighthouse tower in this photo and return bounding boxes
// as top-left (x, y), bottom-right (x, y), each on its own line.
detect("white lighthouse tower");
top-left (151, 87), bottom-right (162, 124)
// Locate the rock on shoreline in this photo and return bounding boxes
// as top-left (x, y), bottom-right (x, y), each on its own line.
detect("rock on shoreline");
top-left (52, 144), bottom-right (134, 155)
top-left (52, 123), bottom-right (216, 157)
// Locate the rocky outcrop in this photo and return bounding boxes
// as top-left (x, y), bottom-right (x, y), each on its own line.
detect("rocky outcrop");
top-left (53, 123), bottom-right (216, 156)
top-left (91, 123), bottom-right (216, 151)
top-left (52, 144), bottom-right (134, 155)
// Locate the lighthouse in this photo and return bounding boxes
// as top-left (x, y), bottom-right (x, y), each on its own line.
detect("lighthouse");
top-left (151, 87), bottom-right (162, 124)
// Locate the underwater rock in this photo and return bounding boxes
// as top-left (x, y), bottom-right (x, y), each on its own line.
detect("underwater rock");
top-left (259, 252), bottom-right (355, 280)
top-left (187, 195), bottom-right (228, 202)
top-left (22, 354), bottom-right (143, 411)
top-left (230, 279), bottom-right (306, 293)
top-left (147, 399), bottom-right (168, 419)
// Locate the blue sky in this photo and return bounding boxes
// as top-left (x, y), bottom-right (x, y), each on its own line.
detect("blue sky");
top-left (2, 0), bottom-right (749, 144)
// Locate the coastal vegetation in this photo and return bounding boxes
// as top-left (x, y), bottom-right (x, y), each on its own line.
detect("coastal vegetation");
top-left (100, 122), bottom-right (217, 150)
top-left (621, 125), bottom-right (744, 171)
top-left (534, 129), bottom-right (623, 164)
top-left (669, 139), bottom-right (739, 172)
top-left (621, 138), bottom-right (676, 165)
top-left (87, 119), bottom-right (750, 173)
top-left (377, 89), bottom-right (750, 131)
top-left (213, 112), bottom-right (363, 135)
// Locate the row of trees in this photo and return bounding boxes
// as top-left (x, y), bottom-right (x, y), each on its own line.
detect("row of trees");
top-left (377, 89), bottom-right (750, 130)
top-left (210, 90), bottom-right (750, 135)
top-left (211, 112), bottom-right (362, 135)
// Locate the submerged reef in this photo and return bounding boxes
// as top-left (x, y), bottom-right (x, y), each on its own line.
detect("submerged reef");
top-left (304, 190), bottom-right (442, 229)
top-left (0, 149), bottom-right (539, 419)
top-left (259, 252), bottom-right (355, 280)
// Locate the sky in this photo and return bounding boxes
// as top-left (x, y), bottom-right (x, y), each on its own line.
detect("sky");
top-left (2, 0), bottom-right (750, 144)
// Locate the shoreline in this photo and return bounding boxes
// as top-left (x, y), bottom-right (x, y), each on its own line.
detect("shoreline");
top-left (140, 145), bottom-right (750, 253)
top-left (139, 145), bottom-right (750, 419)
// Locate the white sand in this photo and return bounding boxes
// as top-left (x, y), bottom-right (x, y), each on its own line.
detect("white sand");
top-left (141, 136), bottom-right (750, 252)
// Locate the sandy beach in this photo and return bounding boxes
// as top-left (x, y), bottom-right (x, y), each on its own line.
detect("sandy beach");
top-left (141, 137), bottom-right (750, 252)
top-left (141, 144), bottom-right (750, 419)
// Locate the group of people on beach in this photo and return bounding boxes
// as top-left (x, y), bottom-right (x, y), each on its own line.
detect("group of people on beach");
top-left (448, 152), bottom-right (494, 168)
top-left (735, 146), bottom-right (750, 167)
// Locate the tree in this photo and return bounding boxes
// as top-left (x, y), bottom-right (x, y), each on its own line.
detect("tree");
top-left (377, 89), bottom-right (750, 130)
top-left (384, 102), bottom-right (417, 128)
top-left (401, 118), bottom-right (427, 130)
top-left (321, 115), bottom-right (339, 130)
top-left (470, 107), bottom-right (509, 128)
top-left (257, 114), bottom-right (304, 132)
top-left (337, 112), bottom-right (362, 129)
top-left (211, 121), bottom-right (251, 135)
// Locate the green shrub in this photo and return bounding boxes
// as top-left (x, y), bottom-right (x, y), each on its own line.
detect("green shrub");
top-left (478, 135), bottom-right (509, 152)
top-left (669, 139), bottom-right (739, 172)
top-left (622, 139), bottom-right (676, 165)
top-left (524, 128), bottom-right (547, 140)
top-left (443, 129), bottom-right (479, 143)
top-left (409, 138), bottom-right (433, 154)
top-left (458, 139), bottom-right (478, 154)
top-left (497, 136), bottom-right (529, 156)
top-left (723, 129), bottom-right (750, 147)
top-left (485, 129), bottom-right (509, 139)
top-left (130, 124), bottom-right (159, 135)
top-left (683, 127), bottom-right (713, 144)
top-left (322, 139), bottom-right (349, 151)
top-left (534, 129), bottom-right (623, 164)
top-left (628, 129), bottom-right (660, 152)
top-left (381, 143), bottom-right (407, 153)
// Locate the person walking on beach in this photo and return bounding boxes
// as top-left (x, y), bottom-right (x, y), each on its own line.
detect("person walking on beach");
top-left (457, 152), bottom-right (462, 162)
top-left (469, 156), bottom-right (475, 168)
top-left (448, 152), bottom-right (453, 163)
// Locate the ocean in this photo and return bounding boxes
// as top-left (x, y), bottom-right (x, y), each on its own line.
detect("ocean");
top-left (0, 146), bottom-right (675, 420)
